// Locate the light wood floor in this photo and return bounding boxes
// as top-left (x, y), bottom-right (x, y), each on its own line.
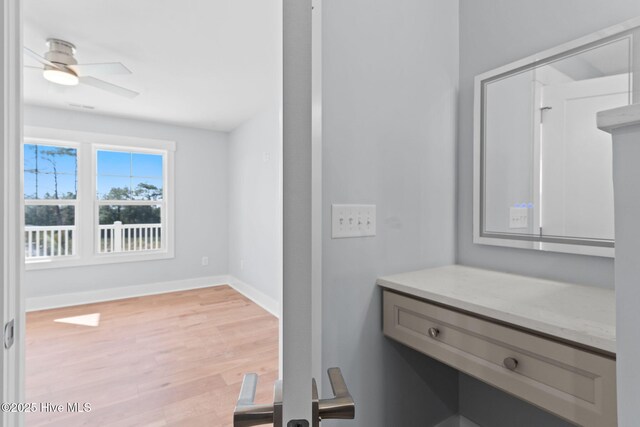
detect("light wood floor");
top-left (26, 285), bottom-right (279, 427)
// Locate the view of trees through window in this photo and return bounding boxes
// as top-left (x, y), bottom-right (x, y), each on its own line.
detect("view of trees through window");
top-left (97, 150), bottom-right (163, 226)
top-left (96, 150), bottom-right (165, 254)
top-left (24, 144), bottom-right (77, 200)
top-left (24, 143), bottom-right (78, 258)
top-left (98, 203), bottom-right (161, 226)
top-left (24, 144), bottom-right (77, 227)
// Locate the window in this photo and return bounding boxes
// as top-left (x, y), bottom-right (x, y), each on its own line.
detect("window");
top-left (96, 150), bottom-right (165, 254)
top-left (23, 128), bottom-right (175, 269)
top-left (24, 143), bottom-right (78, 259)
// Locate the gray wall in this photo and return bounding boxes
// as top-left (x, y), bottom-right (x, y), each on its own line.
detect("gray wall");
top-left (228, 104), bottom-right (282, 308)
top-left (457, 1), bottom-right (640, 425)
top-left (24, 105), bottom-right (229, 298)
top-left (321, 0), bottom-right (460, 425)
top-left (459, 374), bottom-right (572, 427)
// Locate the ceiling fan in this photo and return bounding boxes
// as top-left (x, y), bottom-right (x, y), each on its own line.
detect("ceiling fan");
top-left (24, 39), bottom-right (139, 99)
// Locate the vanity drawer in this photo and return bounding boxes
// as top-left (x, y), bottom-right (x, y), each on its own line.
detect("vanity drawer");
top-left (382, 290), bottom-right (616, 427)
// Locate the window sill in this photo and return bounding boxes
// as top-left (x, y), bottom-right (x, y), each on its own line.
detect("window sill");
top-left (25, 250), bottom-right (175, 271)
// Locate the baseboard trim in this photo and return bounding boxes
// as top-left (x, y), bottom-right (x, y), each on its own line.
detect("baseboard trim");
top-left (26, 274), bottom-right (281, 319)
top-left (25, 275), bottom-right (231, 312)
top-left (227, 276), bottom-right (280, 318)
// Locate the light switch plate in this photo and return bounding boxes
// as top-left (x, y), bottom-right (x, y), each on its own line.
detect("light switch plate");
top-left (332, 204), bottom-right (376, 238)
top-left (509, 207), bottom-right (528, 229)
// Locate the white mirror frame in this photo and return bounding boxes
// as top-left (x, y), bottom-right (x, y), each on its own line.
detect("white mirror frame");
top-left (473, 16), bottom-right (640, 258)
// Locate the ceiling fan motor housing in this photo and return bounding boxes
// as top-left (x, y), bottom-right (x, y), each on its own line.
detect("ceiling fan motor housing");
top-left (44, 38), bottom-right (77, 67)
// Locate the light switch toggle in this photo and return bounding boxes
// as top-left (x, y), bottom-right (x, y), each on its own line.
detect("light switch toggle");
top-left (332, 204), bottom-right (376, 238)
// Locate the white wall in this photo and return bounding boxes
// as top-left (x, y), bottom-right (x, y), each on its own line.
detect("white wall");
top-left (321, 0), bottom-right (460, 425)
top-left (228, 103), bottom-right (282, 313)
top-left (24, 105), bottom-right (229, 299)
top-left (457, 1), bottom-right (640, 425)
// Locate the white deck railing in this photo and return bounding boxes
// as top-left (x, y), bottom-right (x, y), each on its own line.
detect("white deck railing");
top-left (25, 225), bottom-right (75, 259)
top-left (24, 222), bottom-right (163, 259)
top-left (98, 222), bottom-right (163, 253)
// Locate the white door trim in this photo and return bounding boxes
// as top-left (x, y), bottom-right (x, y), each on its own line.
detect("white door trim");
top-left (282, 0), bottom-right (314, 423)
top-left (2, 0), bottom-right (25, 425)
top-left (311, 0), bottom-right (323, 393)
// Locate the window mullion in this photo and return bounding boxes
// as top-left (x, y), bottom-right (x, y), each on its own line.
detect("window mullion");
top-left (77, 144), bottom-right (95, 260)
top-left (96, 199), bottom-right (164, 206)
top-left (24, 199), bottom-right (77, 206)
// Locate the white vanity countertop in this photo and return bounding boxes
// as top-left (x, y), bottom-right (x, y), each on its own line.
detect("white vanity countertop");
top-left (597, 103), bottom-right (640, 133)
top-left (377, 265), bottom-right (615, 354)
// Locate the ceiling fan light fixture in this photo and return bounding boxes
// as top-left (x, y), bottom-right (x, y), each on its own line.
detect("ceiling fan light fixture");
top-left (43, 67), bottom-right (79, 86)
top-left (25, 39), bottom-right (138, 97)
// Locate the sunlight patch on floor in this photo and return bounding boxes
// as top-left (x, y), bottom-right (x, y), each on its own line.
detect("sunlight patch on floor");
top-left (54, 313), bottom-right (101, 327)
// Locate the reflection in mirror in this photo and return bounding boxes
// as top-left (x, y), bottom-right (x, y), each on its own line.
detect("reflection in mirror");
top-left (478, 34), bottom-right (633, 255)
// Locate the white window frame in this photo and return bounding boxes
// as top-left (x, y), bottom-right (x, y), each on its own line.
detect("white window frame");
top-left (93, 144), bottom-right (169, 257)
top-left (24, 126), bottom-right (176, 270)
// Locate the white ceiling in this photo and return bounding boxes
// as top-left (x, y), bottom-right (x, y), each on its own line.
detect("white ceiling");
top-left (23, 0), bottom-right (281, 132)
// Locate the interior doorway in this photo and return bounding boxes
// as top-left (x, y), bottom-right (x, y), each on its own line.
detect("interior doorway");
top-left (19, 0), bottom-right (284, 425)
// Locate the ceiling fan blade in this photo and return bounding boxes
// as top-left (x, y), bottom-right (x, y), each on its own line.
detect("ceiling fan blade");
top-left (24, 65), bottom-right (42, 70)
top-left (69, 62), bottom-right (131, 76)
top-left (80, 76), bottom-right (139, 99)
top-left (23, 47), bottom-right (60, 68)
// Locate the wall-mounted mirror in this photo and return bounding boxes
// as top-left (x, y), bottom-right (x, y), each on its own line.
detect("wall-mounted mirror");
top-left (474, 18), bottom-right (640, 257)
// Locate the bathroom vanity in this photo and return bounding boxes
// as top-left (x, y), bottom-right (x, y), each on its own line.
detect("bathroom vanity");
top-left (378, 265), bottom-right (616, 427)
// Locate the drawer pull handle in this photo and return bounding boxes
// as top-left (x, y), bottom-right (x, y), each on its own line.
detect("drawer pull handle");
top-left (428, 327), bottom-right (440, 338)
top-left (503, 357), bottom-right (518, 371)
